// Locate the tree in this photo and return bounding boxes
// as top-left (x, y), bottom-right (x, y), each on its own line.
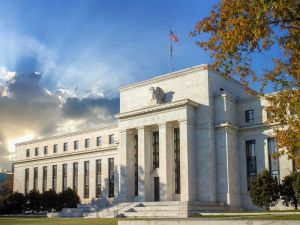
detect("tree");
top-left (293, 172), bottom-right (300, 205)
top-left (6, 192), bottom-right (26, 213)
top-left (0, 174), bottom-right (13, 214)
top-left (41, 189), bottom-right (59, 212)
top-left (249, 170), bottom-right (280, 210)
top-left (280, 172), bottom-right (299, 209)
top-left (58, 188), bottom-right (80, 211)
top-left (26, 190), bottom-right (41, 213)
top-left (191, 0), bottom-right (300, 159)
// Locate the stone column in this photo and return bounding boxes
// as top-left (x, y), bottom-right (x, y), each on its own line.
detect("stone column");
top-left (89, 159), bottom-right (96, 199)
top-left (137, 127), bottom-right (151, 201)
top-left (179, 118), bottom-right (196, 201)
top-left (119, 129), bottom-right (134, 201)
top-left (159, 122), bottom-right (173, 201)
top-left (77, 161), bottom-right (84, 201)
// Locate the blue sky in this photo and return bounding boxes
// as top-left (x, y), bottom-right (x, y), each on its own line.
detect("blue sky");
top-left (0, 0), bottom-right (219, 97)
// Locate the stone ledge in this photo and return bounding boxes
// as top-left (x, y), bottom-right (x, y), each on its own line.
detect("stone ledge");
top-left (116, 99), bottom-right (199, 120)
top-left (118, 220), bottom-right (300, 225)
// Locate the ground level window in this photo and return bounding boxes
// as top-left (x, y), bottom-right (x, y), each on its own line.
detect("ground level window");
top-left (108, 158), bottom-right (114, 197)
top-left (268, 138), bottom-right (280, 182)
top-left (96, 160), bottom-right (101, 197)
top-left (174, 128), bottom-right (180, 194)
top-left (246, 140), bottom-right (256, 189)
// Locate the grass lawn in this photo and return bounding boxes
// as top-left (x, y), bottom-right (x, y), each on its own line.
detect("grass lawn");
top-left (0, 217), bottom-right (120, 225)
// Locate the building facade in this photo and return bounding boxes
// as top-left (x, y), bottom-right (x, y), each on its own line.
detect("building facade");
top-left (13, 64), bottom-right (297, 210)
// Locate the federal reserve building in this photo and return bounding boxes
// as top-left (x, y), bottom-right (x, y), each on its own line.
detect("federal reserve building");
top-left (12, 64), bottom-right (297, 217)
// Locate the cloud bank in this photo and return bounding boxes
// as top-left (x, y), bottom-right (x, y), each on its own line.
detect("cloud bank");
top-left (0, 70), bottom-right (119, 169)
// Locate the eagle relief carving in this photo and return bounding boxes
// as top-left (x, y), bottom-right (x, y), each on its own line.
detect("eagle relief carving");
top-left (149, 87), bottom-right (165, 104)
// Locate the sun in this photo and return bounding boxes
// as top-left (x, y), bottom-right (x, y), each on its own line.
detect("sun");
top-left (7, 133), bottom-right (34, 161)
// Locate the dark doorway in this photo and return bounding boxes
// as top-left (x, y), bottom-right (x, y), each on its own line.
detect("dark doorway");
top-left (154, 177), bottom-right (160, 202)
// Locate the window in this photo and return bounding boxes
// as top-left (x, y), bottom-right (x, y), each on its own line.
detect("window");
top-left (62, 164), bottom-right (67, 191)
top-left (134, 134), bottom-right (138, 196)
top-left (246, 140), bottom-right (257, 189)
top-left (43, 166), bottom-right (47, 192)
top-left (245, 110), bottom-right (254, 123)
top-left (96, 136), bottom-right (102, 146)
top-left (174, 128), bottom-right (181, 194)
top-left (96, 160), bottom-right (101, 197)
top-left (44, 146), bottom-right (48, 155)
top-left (84, 161), bottom-right (89, 198)
top-left (268, 138), bottom-right (280, 182)
top-left (108, 158), bottom-right (114, 197)
top-left (152, 131), bottom-right (159, 169)
top-left (63, 142), bottom-right (68, 152)
top-left (74, 141), bottom-right (79, 150)
top-left (52, 165), bottom-right (57, 191)
top-left (26, 149), bottom-right (30, 158)
top-left (73, 162), bottom-right (78, 193)
top-left (53, 144), bottom-right (58, 153)
top-left (35, 147), bottom-right (39, 156)
top-left (293, 151), bottom-right (300, 172)
top-left (33, 167), bottom-right (38, 190)
top-left (25, 168), bottom-right (29, 194)
top-left (109, 134), bottom-right (114, 145)
top-left (85, 139), bottom-right (90, 148)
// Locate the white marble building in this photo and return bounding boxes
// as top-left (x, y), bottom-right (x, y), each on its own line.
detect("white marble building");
top-left (13, 64), bottom-right (296, 212)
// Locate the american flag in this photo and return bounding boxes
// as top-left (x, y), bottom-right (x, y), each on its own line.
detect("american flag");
top-left (169, 30), bottom-right (179, 42)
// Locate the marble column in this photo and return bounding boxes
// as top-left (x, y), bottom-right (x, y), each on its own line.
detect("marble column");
top-left (159, 122), bottom-right (173, 201)
top-left (179, 118), bottom-right (196, 201)
top-left (119, 129), bottom-right (134, 201)
top-left (137, 127), bottom-right (151, 201)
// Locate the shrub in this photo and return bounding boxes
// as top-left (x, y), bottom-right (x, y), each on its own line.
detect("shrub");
top-left (249, 170), bottom-right (280, 210)
top-left (41, 189), bottom-right (59, 212)
top-left (280, 172), bottom-right (300, 209)
top-left (58, 188), bottom-right (80, 211)
top-left (26, 190), bottom-right (42, 213)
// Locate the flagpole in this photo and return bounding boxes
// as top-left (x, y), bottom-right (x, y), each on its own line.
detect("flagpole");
top-left (169, 33), bottom-right (171, 73)
top-left (169, 30), bottom-right (172, 73)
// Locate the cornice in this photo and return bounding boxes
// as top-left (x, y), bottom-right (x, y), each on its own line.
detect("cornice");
top-left (116, 99), bottom-right (199, 120)
top-left (119, 64), bottom-right (209, 92)
top-left (16, 123), bottom-right (118, 146)
top-left (13, 145), bottom-right (118, 164)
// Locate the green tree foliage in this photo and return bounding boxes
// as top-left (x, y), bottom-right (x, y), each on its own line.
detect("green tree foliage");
top-left (27, 190), bottom-right (41, 213)
top-left (249, 170), bottom-right (280, 210)
top-left (41, 189), bottom-right (59, 212)
top-left (6, 192), bottom-right (26, 213)
top-left (192, 0), bottom-right (300, 159)
top-left (280, 173), bottom-right (299, 209)
top-left (58, 188), bottom-right (80, 211)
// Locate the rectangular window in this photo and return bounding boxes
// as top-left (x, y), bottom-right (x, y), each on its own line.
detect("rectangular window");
top-left (26, 149), bottom-right (30, 157)
top-left (174, 128), bottom-right (181, 194)
top-left (268, 138), bottom-right (280, 182)
top-left (52, 165), bottom-right (57, 191)
top-left (62, 164), bottom-right (67, 191)
top-left (245, 110), bottom-right (254, 123)
top-left (152, 131), bottom-right (159, 169)
top-left (293, 151), bottom-right (300, 172)
top-left (35, 147), bottom-right (39, 156)
top-left (43, 166), bottom-right (47, 192)
top-left (85, 139), bottom-right (90, 148)
top-left (109, 134), bottom-right (114, 144)
top-left (96, 160), bottom-right (101, 197)
top-left (63, 142), bottom-right (68, 152)
top-left (25, 168), bottom-right (29, 194)
top-left (44, 146), bottom-right (48, 155)
top-left (74, 141), bottom-right (79, 150)
top-left (246, 140), bottom-right (257, 189)
top-left (84, 161), bottom-right (89, 198)
top-left (108, 158), bottom-right (114, 197)
top-left (53, 144), bottom-right (58, 153)
top-left (33, 167), bottom-right (38, 190)
top-left (96, 136), bottom-right (102, 146)
top-left (134, 134), bottom-right (138, 196)
top-left (73, 162), bottom-right (78, 193)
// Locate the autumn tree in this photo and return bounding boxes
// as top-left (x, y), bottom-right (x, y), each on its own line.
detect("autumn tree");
top-left (191, 0), bottom-right (300, 158)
